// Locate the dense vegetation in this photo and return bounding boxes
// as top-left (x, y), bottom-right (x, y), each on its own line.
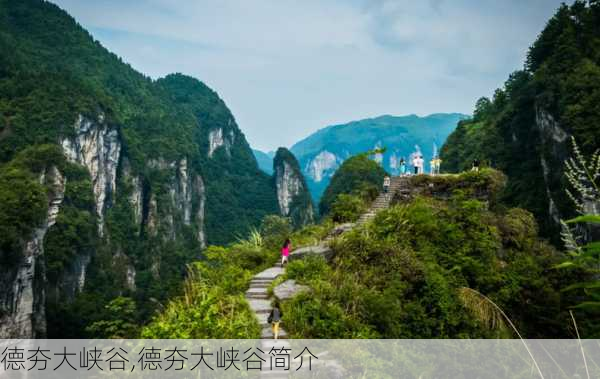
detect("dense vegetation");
top-left (319, 153), bottom-right (386, 216)
top-left (282, 172), bottom-right (580, 338)
top-left (140, 245), bottom-right (268, 339)
top-left (0, 145), bottom-right (66, 265)
top-left (142, 169), bottom-right (593, 339)
top-left (2, 0), bottom-right (599, 341)
top-left (138, 215), bottom-right (332, 338)
top-left (0, 0), bottom-right (281, 337)
top-left (441, 0), bottom-right (600, 239)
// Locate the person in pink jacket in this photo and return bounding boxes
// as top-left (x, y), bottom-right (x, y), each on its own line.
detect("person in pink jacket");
top-left (281, 238), bottom-right (291, 266)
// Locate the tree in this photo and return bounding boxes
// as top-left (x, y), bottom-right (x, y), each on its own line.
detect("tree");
top-left (85, 297), bottom-right (139, 338)
top-left (473, 97), bottom-right (492, 121)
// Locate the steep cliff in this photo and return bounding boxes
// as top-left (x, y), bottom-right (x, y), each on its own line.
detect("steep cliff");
top-left (156, 74), bottom-right (279, 246)
top-left (273, 148), bottom-right (314, 227)
top-left (0, 0), bottom-right (279, 337)
top-left (441, 2), bottom-right (600, 240)
top-left (60, 113), bottom-right (121, 237)
top-left (0, 161), bottom-right (65, 338)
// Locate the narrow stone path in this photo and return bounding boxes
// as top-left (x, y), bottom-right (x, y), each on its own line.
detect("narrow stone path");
top-left (246, 263), bottom-right (288, 339)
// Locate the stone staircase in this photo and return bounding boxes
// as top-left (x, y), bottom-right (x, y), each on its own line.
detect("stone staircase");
top-left (356, 176), bottom-right (409, 225)
top-left (246, 263), bottom-right (288, 339)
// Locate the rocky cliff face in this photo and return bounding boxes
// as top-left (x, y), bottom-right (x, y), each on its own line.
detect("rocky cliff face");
top-left (208, 124), bottom-right (235, 158)
top-left (145, 157), bottom-right (206, 246)
top-left (61, 113), bottom-right (121, 237)
top-left (23, 114), bottom-right (208, 339)
top-left (273, 148), bottom-right (314, 227)
top-left (536, 107), bottom-right (570, 225)
top-left (0, 166), bottom-right (65, 338)
top-left (305, 150), bottom-right (342, 183)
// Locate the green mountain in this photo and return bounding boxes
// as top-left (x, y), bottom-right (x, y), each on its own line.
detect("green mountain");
top-left (441, 1), bottom-right (600, 240)
top-left (252, 149), bottom-right (274, 175)
top-left (319, 153), bottom-right (386, 216)
top-left (0, 0), bottom-right (280, 338)
top-left (291, 113), bottom-right (467, 203)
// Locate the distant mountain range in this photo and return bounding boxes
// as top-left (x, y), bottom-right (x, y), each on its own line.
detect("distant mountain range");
top-left (254, 113), bottom-right (468, 203)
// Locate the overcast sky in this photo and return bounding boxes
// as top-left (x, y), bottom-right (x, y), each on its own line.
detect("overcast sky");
top-left (53, 0), bottom-right (567, 151)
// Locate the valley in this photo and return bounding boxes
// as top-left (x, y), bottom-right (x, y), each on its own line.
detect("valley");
top-left (0, 0), bottom-right (599, 342)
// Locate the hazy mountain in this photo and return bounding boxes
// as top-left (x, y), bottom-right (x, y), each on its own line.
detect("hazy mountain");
top-left (252, 149), bottom-right (275, 175)
top-left (290, 113), bottom-right (468, 203)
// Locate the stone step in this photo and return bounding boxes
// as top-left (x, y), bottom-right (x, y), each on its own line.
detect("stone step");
top-left (246, 287), bottom-right (267, 295)
top-left (249, 284), bottom-right (272, 290)
top-left (254, 267), bottom-right (284, 280)
top-left (247, 287), bottom-right (269, 294)
top-left (246, 293), bottom-right (270, 300)
top-left (246, 289), bottom-right (269, 299)
top-left (256, 312), bottom-right (270, 326)
top-left (251, 278), bottom-right (273, 283)
top-left (248, 299), bottom-right (273, 314)
top-left (249, 282), bottom-right (271, 289)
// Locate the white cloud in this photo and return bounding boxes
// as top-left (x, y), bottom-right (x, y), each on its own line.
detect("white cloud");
top-left (52, 0), bottom-right (567, 151)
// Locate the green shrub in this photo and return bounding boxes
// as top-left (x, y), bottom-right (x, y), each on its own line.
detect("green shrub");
top-left (330, 194), bottom-right (367, 223)
top-left (260, 214), bottom-right (292, 250)
top-left (285, 255), bottom-right (330, 283)
top-left (140, 243), bottom-right (276, 338)
top-left (86, 297), bottom-right (139, 338)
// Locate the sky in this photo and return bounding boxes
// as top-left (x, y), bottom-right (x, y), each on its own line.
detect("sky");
top-left (53, 0), bottom-right (567, 151)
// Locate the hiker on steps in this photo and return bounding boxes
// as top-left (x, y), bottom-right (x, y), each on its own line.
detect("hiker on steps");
top-left (268, 302), bottom-right (283, 340)
top-left (383, 175), bottom-right (391, 199)
top-left (281, 238), bottom-right (291, 266)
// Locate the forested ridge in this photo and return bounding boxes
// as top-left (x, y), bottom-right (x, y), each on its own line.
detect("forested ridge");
top-left (0, 0), bottom-right (279, 337)
top-left (441, 0), bottom-right (600, 240)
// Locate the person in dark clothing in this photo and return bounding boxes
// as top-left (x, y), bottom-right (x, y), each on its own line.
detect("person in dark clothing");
top-left (268, 302), bottom-right (283, 339)
top-left (472, 159), bottom-right (480, 172)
